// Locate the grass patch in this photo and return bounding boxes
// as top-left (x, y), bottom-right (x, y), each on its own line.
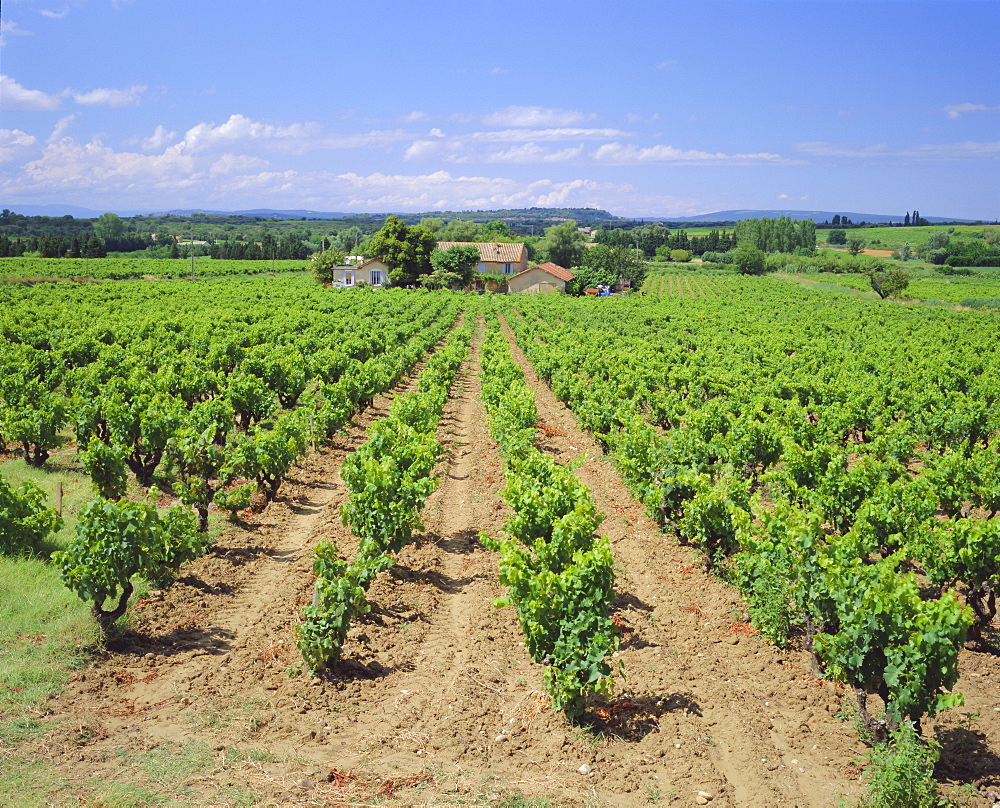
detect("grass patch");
top-left (0, 755), bottom-right (70, 804)
top-left (0, 453), bottom-right (100, 743)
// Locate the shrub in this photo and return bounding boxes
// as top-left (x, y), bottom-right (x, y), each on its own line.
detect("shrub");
top-left (732, 245), bottom-right (767, 275)
top-left (857, 723), bottom-right (941, 808)
top-left (0, 476), bottom-right (62, 555)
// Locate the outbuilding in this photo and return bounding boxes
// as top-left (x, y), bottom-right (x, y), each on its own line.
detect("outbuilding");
top-left (506, 262), bottom-right (574, 294)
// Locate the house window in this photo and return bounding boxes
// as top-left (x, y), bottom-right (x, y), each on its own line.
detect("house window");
top-left (502, 263), bottom-right (513, 274)
top-left (345, 271), bottom-right (354, 286)
top-left (370, 269), bottom-right (384, 286)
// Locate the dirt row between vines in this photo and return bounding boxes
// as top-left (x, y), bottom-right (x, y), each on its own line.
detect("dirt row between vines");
top-left (22, 322), bottom-right (1000, 806)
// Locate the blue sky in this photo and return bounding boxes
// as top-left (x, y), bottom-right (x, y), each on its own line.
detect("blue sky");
top-left (1, 0), bottom-right (998, 219)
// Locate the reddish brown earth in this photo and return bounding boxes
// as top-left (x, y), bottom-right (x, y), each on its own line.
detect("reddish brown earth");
top-left (826, 248), bottom-right (896, 258)
top-left (25, 327), bottom-right (1000, 806)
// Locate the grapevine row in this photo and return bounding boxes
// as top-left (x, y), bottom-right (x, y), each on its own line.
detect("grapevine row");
top-left (478, 315), bottom-right (618, 719)
top-left (500, 287), bottom-right (998, 738)
top-left (298, 314), bottom-right (474, 674)
top-left (0, 279), bottom-right (464, 631)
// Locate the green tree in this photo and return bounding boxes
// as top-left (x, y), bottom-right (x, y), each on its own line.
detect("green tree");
top-left (847, 236), bottom-right (866, 255)
top-left (429, 243), bottom-right (481, 287)
top-left (436, 219), bottom-right (482, 241)
top-left (334, 226), bottom-right (364, 254)
top-left (366, 215), bottom-right (437, 285)
top-left (732, 244), bottom-right (767, 275)
top-left (308, 245), bottom-right (347, 284)
top-left (418, 217), bottom-right (445, 234)
top-left (542, 221), bottom-right (586, 268)
top-left (82, 235), bottom-right (106, 258)
top-left (421, 269), bottom-right (463, 289)
top-left (570, 243), bottom-right (645, 292)
top-left (867, 268), bottom-right (910, 299)
top-left (93, 212), bottom-right (126, 243)
top-left (481, 220), bottom-right (515, 240)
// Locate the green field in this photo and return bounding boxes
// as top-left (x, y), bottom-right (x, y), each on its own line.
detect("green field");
top-left (0, 256), bottom-right (306, 281)
top-left (818, 223), bottom-right (1000, 251)
top-left (792, 266), bottom-right (1000, 306)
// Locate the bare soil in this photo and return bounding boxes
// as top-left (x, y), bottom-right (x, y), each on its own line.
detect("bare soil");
top-left (23, 328), bottom-right (1000, 806)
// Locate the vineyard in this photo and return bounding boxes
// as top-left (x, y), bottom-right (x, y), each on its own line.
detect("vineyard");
top-left (2, 273), bottom-right (1000, 806)
top-left (0, 256), bottom-right (304, 281)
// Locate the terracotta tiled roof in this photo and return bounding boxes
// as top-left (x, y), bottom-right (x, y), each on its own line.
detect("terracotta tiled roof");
top-left (436, 242), bottom-right (526, 263)
top-left (513, 262), bottom-right (574, 282)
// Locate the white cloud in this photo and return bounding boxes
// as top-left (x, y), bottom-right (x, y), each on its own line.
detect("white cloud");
top-left (48, 114), bottom-right (77, 142)
top-left (180, 114), bottom-right (325, 154)
top-left (592, 142), bottom-right (798, 165)
top-left (403, 139), bottom-right (444, 161)
top-left (2, 75), bottom-right (151, 110)
top-left (40, 7), bottom-right (71, 19)
top-left (0, 19), bottom-right (32, 46)
top-left (403, 127), bottom-right (628, 164)
top-left (72, 84), bottom-right (147, 107)
top-left (177, 113), bottom-right (410, 155)
top-left (207, 153), bottom-right (270, 178)
top-left (479, 105), bottom-right (596, 127)
top-left (0, 129), bottom-right (707, 215)
top-left (798, 140), bottom-right (1000, 160)
top-left (906, 141), bottom-right (1000, 159)
top-left (1, 74), bottom-right (64, 111)
top-left (139, 124), bottom-right (178, 151)
top-left (465, 127), bottom-right (629, 143)
top-left (327, 170), bottom-right (615, 212)
top-left (944, 103), bottom-right (1000, 119)
top-left (796, 141), bottom-right (889, 158)
top-left (6, 136), bottom-right (194, 197)
top-left (0, 129), bottom-right (38, 162)
top-left (477, 143), bottom-right (585, 164)
top-left (314, 171), bottom-right (701, 217)
top-left (401, 110), bottom-right (429, 123)
top-left (654, 59), bottom-right (677, 70)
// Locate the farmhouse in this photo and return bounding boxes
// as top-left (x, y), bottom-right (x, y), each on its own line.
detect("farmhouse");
top-left (507, 262), bottom-right (574, 295)
top-left (436, 241), bottom-right (528, 277)
top-left (326, 258), bottom-right (390, 288)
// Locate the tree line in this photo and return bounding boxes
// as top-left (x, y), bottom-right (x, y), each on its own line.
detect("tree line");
top-left (733, 216), bottom-right (817, 254)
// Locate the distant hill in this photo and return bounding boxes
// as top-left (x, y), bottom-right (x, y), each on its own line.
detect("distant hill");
top-left (2, 204), bottom-right (146, 218)
top-left (158, 208), bottom-right (352, 219)
top-left (659, 209), bottom-right (980, 224)
top-left (1, 204), bottom-right (986, 226)
top-left (0, 205), bottom-right (353, 219)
